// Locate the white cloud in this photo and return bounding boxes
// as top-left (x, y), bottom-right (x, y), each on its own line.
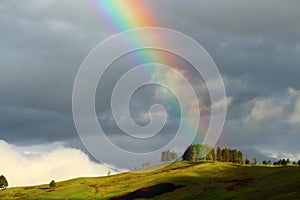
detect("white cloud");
top-left (287, 87), bottom-right (300, 97)
top-left (0, 140), bottom-right (125, 187)
top-left (243, 97), bottom-right (283, 124)
top-left (212, 96), bottom-right (234, 112)
top-left (134, 110), bottom-right (167, 125)
top-left (240, 87), bottom-right (300, 135)
top-left (256, 147), bottom-right (300, 161)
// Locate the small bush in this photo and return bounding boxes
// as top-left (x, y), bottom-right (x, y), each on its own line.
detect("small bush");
top-left (49, 180), bottom-right (56, 188)
top-left (0, 175), bottom-right (8, 190)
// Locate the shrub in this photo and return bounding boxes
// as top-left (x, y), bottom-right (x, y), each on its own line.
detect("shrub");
top-left (49, 180), bottom-right (56, 188)
top-left (0, 175), bottom-right (8, 190)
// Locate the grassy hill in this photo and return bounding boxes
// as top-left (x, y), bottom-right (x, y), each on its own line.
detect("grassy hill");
top-left (1, 161), bottom-right (300, 199)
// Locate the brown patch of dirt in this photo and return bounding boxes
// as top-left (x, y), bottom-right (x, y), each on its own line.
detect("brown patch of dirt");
top-left (89, 184), bottom-right (99, 193)
top-left (109, 183), bottom-right (184, 200)
top-left (218, 178), bottom-right (256, 190)
top-left (160, 163), bottom-right (199, 173)
top-left (23, 186), bottom-right (35, 190)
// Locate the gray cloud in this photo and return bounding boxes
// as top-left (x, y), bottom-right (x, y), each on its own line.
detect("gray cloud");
top-left (0, 0), bottom-right (300, 166)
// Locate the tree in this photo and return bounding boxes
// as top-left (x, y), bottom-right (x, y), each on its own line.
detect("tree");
top-left (298, 160), bottom-right (300, 166)
top-left (161, 151), bottom-right (167, 162)
top-left (236, 151), bottom-right (243, 164)
top-left (210, 148), bottom-right (216, 161)
top-left (263, 160), bottom-right (267, 165)
top-left (254, 157), bottom-right (257, 165)
top-left (216, 147), bottom-right (223, 162)
top-left (165, 150), bottom-right (171, 161)
top-left (245, 159), bottom-right (250, 164)
top-left (49, 180), bottom-right (56, 188)
top-left (191, 146), bottom-right (198, 161)
top-left (182, 145), bottom-right (198, 161)
top-left (222, 148), bottom-right (230, 162)
top-left (287, 158), bottom-right (290, 165)
top-left (0, 175), bottom-right (8, 190)
top-left (182, 145), bottom-right (193, 161)
top-left (171, 150), bottom-right (178, 161)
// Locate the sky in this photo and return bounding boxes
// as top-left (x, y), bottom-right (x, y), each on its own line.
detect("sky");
top-left (1, 0), bottom-right (300, 186)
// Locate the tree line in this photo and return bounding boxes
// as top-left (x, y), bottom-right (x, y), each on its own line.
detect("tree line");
top-left (272, 158), bottom-right (300, 166)
top-left (181, 144), bottom-right (244, 164)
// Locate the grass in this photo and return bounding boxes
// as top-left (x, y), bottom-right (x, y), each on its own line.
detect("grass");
top-left (0, 161), bottom-right (300, 199)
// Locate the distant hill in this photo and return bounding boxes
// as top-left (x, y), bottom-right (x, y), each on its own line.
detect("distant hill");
top-left (1, 161), bottom-right (300, 199)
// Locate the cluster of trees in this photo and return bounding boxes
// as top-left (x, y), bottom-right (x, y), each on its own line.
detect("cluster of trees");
top-left (259, 159), bottom-right (300, 166)
top-left (161, 150), bottom-right (178, 162)
top-left (216, 147), bottom-right (243, 164)
top-left (182, 144), bottom-right (215, 161)
top-left (262, 160), bottom-right (272, 165)
top-left (245, 157), bottom-right (257, 165)
top-left (273, 158), bottom-right (290, 166)
top-left (181, 144), bottom-right (244, 164)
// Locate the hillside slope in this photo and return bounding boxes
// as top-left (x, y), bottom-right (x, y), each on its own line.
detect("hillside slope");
top-left (1, 162), bottom-right (300, 199)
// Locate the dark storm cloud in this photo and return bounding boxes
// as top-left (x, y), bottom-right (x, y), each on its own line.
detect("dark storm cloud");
top-left (0, 0), bottom-right (300, 161)
top-left (0, 106), bottom-right (75, 145)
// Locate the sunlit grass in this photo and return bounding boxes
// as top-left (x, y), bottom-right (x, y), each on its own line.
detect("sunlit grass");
top-left (0, 161), bottom-right (299, 199)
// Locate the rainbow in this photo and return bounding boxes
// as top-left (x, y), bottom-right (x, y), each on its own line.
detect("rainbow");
top-left (88, 0), bottom-right (158, 31)
top-left (87, 1), bottom-right (206, 144)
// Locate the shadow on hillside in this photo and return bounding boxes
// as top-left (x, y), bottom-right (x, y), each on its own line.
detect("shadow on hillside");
top-left (109, 183), bottom-right (184, 200)
top-left (38, 187), bottom-right (49, 190)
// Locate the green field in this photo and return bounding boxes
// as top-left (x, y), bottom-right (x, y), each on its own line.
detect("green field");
top-left (1, 161), bottom-right (300, 199)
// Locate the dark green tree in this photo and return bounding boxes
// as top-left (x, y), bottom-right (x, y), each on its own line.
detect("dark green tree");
top-left (281, 159), bottom-right (287, 166)
top-left (237, 151), bottom-right (243, 164)
top-left (210, 148), bottom-right (216, 161)
top-left (263, 160), bottom-right (267, 165)
top-left (222, 148), bottom-right (230, 162)
top-left (182, 145), bottom-right (197, 161)
top-left (216, 147), bottom-right (223, 162)
top-left (49, 180), bottom-right (56, 188)
top-left (0, 175), bottom-right (8, 190)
